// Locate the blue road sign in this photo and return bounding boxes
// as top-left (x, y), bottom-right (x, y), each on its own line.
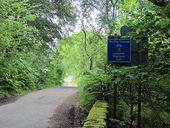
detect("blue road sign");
top-left (107, 38), bottom-right (131, 63)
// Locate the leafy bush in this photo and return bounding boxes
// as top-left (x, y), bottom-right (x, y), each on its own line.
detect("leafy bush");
top-left (78, 68), bottom-right (112, 109)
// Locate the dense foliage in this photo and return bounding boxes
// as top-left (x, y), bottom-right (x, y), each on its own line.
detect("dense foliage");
top-left (0, 0), bottom-right (169, 127)
top-left (0, 0), bottom-right (75, 96)
top-left (57, 0), bottom-right (170, 128)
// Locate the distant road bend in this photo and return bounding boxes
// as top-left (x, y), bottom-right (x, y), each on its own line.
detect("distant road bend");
top-left (0, 76), bottom-right (78, 128)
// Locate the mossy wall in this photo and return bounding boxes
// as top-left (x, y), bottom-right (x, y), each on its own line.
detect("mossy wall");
top-left (83, 100), bottom-right (108, 128)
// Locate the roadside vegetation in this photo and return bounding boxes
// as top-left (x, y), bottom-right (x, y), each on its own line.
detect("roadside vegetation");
top-left (0, 0), bottom-right (169, 127)
top-left (57, 0), bottom-right (170, 127)
top-left (0, 0), bottom-right (75, 96)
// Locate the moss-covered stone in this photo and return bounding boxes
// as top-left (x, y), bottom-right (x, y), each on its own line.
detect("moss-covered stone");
top-left (83, 100), bottom-right (108, 128)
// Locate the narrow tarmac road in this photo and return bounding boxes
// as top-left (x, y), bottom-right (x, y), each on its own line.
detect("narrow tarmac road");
top-left (0, 76), bottom-right (78, 128)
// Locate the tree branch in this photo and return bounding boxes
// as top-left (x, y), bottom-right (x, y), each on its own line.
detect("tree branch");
top-left (81, 21), bottom-right (93, 70)
top-left (148, 0), bottom-right (168, 7)
top-left (110, 0), bottom-right (119, 17)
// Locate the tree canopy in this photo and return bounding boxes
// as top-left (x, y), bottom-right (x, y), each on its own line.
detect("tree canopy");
top-left (0, 0), bottom-right (169, 127)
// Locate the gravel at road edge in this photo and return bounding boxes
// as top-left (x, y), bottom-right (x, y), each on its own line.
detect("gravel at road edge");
top-left (48, 92), bottom-right (87, 128)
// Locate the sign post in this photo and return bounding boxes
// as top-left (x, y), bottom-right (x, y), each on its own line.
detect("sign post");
top-left (108, 26), bottom-right (148, 128)
top-left (107, 37), bottom-right (132, 119)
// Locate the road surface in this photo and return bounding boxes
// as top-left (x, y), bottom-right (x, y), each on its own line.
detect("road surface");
top-left (0, 76), bottom-right (78, 128)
